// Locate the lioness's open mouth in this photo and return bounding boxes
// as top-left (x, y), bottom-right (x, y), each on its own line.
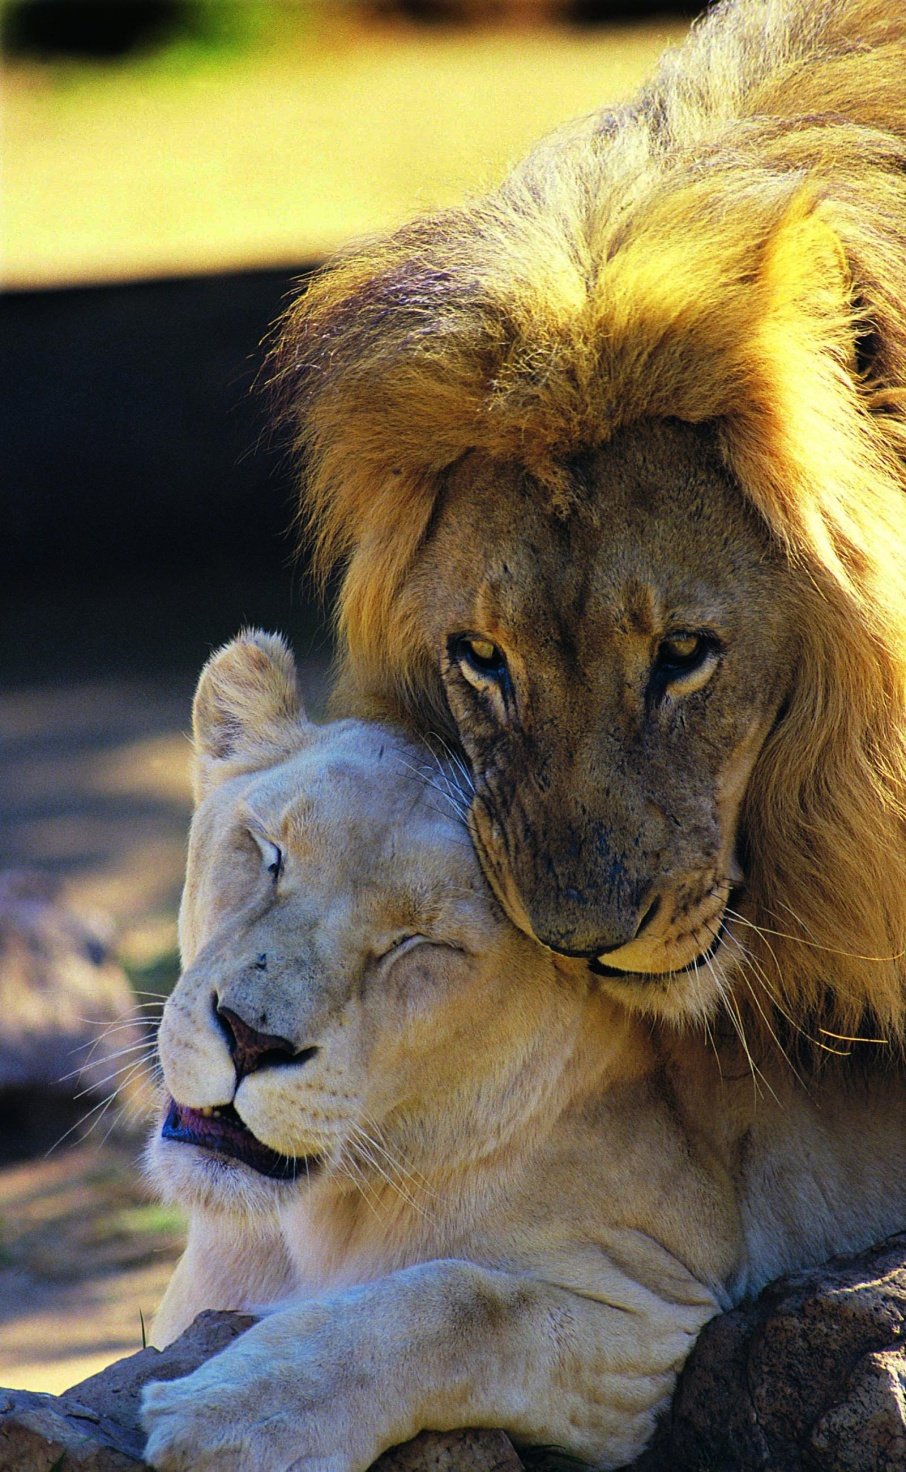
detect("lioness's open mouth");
top-left (162, 1097), bottom-right (320, 1182)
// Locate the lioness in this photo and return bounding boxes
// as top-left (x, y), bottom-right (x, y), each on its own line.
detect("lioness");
top-left (142, 632), bottom-right (906, 1472)
top-left (272, 0), bottom-right (906, 1050)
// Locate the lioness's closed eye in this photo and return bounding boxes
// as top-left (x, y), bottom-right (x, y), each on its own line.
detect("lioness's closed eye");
top-left (142, 631), bottom-right (906, 1472)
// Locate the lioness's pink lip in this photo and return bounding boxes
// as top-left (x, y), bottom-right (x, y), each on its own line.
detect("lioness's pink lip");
top-left (161, 1096), bottom-right (320, 1183)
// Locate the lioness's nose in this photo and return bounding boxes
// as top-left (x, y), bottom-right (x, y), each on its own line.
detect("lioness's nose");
top-left (216, 1004), bottom-right (318, 1081)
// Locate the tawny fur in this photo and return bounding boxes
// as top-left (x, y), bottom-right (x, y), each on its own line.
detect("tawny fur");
top-left (143, 633), bottom-right (906, 1472)
top-left (272, 0), bottom-right (906, 1051)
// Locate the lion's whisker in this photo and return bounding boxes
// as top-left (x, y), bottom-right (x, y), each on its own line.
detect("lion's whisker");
top-left (721, 908), bottom-right (849, 1060)
top-left (423, 734), bottom-right (474, 797)
top-left (397, 758), bottom-right (470, 824)
top-left (729, 946), bottom-right (807, 1087)
top-left (722, 907), bottom-right (887, 1054)
top-left (725, 907), bottom-right (905, 964)
top-left (705, 951), bottom-right (776, 1105)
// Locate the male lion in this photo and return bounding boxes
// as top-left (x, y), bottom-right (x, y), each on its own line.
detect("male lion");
top-left (272, 0), bottom-right (906, 1048)
top-left (141, 630), bottom-right (906, 1472)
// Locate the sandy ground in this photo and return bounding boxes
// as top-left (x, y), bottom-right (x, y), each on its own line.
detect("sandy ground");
top-left (5, 14), bottom-right (687, 287)
top-left (0, 1142), bottom-right (183, 1394)
top-left (0, 606), bottom-right (331, 1393)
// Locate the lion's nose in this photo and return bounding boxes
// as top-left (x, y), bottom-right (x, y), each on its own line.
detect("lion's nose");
top-left (531, 891), bottom-right (661, 958)
top-left (215, 1003), bottom-right (318, 1082)
top-left (594, 895), bottom-right (662, 954)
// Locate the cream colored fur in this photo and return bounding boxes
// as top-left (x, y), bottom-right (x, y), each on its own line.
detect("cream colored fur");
top-left (142, 633), bottom-right (906, 1472)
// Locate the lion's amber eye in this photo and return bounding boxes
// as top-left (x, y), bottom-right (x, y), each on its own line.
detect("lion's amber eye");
top-left (661, 633), bottom-right (702, 665)
top-left (450, 634), bottom-right (508, 683)
top-left (653, 631), bottom-right (720, 688)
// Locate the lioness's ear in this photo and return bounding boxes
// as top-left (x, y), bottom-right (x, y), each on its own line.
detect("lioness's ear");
top-left (192, 629), bottom-right (306, 799)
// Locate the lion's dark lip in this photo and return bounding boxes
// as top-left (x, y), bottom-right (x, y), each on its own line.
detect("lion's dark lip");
top-left (589, 910), bottom-right (730, 983)
top-left (161, 1097), bottom-right (320, 1182)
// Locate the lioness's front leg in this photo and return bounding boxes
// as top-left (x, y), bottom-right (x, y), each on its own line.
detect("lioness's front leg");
top-left (143, 1256), bottom-right (718, 1472)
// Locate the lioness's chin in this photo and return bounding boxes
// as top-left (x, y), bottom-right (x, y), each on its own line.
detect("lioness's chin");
top-left (146, 1125), bottom-right (309, 1219)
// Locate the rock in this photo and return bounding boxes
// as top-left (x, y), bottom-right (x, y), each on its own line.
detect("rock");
top-left (0, 871), bottom-right (150, 1149)
top-left (0, 1311), bottom-right (525, 1471)
top-left (6, 1233), bottom-right (905, 1472)
top-left (631, 1231), bottom-right (906, 1472)
top-left (374, 1428), bottom-right (523, 1471)
top-left (0, 1311), bottom-right (252, 1471)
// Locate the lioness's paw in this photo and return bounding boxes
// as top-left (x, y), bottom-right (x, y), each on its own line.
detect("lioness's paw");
top-left (142, 1371), bottom-right (356, 1472)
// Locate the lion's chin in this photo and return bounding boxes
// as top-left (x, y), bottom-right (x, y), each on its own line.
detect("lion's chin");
top-left (161, 1097), bottom-right (321, 1183)
top-left (588, 910), bottom-right (729, 982)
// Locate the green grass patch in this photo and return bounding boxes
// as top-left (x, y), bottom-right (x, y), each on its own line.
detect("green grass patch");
top-left (101, 1203), bottom-right (185, 1239)
top-left (124, 947), bottom-right (181, 1003)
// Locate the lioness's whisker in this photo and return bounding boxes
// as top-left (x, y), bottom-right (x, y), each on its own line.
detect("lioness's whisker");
top-left (58, 1038), bottom-right (160, 1085)
top-left (347, 1122), bottom-right (438, 1224)
top-left (70, 1048), bottom-right (160, 1100)
top-left (97, 1062), bottom-right (162, 1150)
top-left (358, 1114), bottom-right (441, 1201)
top-left (334, 1144), bottom-right (387, 1221)
top-left (45, 1086), bottom-right (119, 1156)
top-left (73, 1003), bottom-right (164, 1033)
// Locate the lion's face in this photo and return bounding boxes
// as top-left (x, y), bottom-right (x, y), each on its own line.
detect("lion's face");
top-left (150, 635), bottom-right (576, 1216)
top-left (409, 420), bottom-right (801, 1013)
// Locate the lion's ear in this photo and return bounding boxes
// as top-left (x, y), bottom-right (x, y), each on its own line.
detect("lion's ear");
top-left (192, 629), bottom-right (306, 799)
top-left (757, 188), bottom-right (855, 364)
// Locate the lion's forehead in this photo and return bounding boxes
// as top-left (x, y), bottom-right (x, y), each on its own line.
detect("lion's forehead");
top-left (435, 421), bottom-right (785, 634)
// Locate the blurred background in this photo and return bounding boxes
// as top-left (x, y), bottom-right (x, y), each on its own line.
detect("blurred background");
top-left (1, 0), bottom-right (694, 1396)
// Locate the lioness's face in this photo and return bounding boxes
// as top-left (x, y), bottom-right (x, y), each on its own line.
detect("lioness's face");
top-left (414, 419), bottom-right (800, 1005)
top-left (151, 687), bottom-right (569, 1216)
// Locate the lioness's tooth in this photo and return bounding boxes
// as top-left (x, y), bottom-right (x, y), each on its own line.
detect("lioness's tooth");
top-left (199, 1106), bottom-right (213, 1117)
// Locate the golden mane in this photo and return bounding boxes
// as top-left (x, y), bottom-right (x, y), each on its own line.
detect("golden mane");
top-left (271, 0), bottom-right (906, 1048)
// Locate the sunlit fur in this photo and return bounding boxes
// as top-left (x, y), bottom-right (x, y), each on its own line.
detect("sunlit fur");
top-left (272, 0), bottom-right (906, 1052)
top-left (145, 633), bottom-right (906, 1472)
